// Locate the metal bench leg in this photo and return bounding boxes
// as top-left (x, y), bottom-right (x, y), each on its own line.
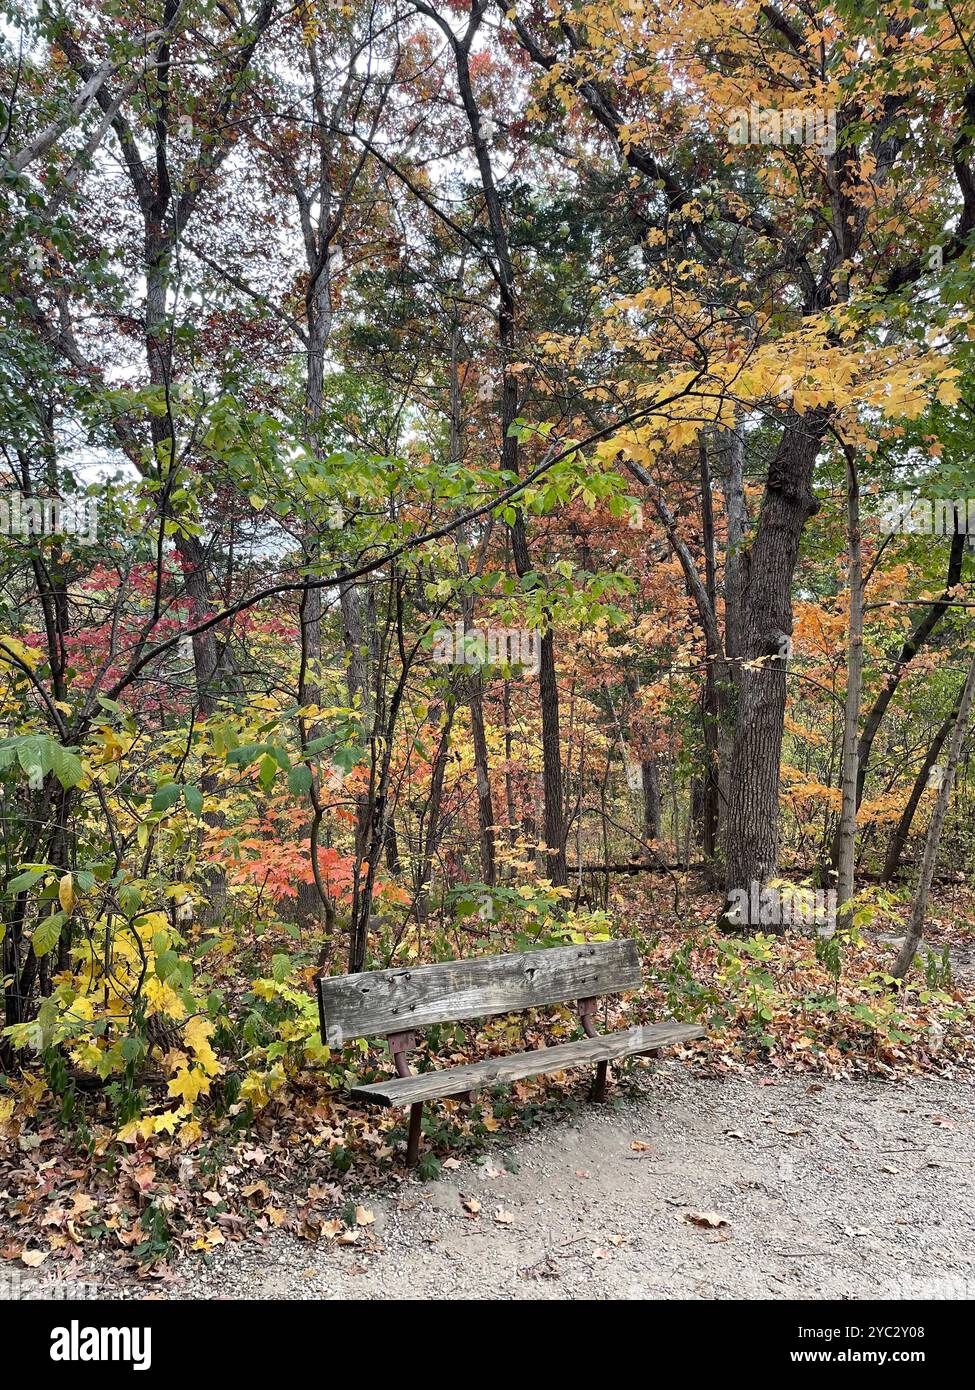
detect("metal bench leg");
top-left (578, 997), bottom-right (609, 1103)
top-left (407, 1101), bottom-right (423, 1166)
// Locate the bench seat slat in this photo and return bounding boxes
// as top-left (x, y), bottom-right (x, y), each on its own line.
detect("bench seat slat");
top-left (349, 1021), bottom-right (705, 1107)
top-left (317, 940), bottom-right (641, 1046)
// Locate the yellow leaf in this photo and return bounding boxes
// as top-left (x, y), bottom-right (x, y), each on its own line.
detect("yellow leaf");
top-left (0, 637), bottom-right (40, 671)
top-left (184, 1016), bottom-right (221, 1077)
top-left (167, 1067), bottom-right (210, 1105)
top-left (58, 873), bottom-right (75, 917)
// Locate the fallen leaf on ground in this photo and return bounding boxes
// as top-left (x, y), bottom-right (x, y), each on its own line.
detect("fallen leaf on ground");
top-left (684, 1210), bottom-right (729, 1229)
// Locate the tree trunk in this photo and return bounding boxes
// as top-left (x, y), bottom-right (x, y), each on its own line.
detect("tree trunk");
top-left (882, 696), bottom-right (962, 882)
top-left (830, 530), bottom-right (966, 867)
top-left (641, 758), bottom-right (661, 841)
top-left (417, 701), bottom-right (456, 917)
top-left (836, 445), bottom-right (864, 916)
top-left (892, 645), bottom-right (975, 978)
top-left (447, 19), bottom-right (566, 886)
top-left (722, 415), bottom-right (824, 916)
top-left (468, 675), bottom-right (497, 887)
top-left (698, 437), bottom-right (721, 859)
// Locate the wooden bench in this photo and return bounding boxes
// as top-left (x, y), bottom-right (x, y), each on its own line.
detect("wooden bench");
top-left (316, 939), bottom-right (705, 1166)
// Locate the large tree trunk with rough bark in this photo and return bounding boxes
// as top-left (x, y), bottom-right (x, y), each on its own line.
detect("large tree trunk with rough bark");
top-left (722, 415), bottom-right (824, 917)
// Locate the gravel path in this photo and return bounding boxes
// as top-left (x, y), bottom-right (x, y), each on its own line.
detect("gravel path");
top-left (161, 1064), bottom-right (975, 1300)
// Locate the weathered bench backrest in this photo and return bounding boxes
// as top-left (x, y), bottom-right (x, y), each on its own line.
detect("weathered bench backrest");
top-left (316, 939), bottom-right (641, 1047)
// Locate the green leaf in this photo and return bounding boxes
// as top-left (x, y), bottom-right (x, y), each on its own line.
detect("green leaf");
top-left (50, 744), bottom-right (83, 789)
top-left (288, 764), bottom-right (312, 794)
top-left (6, 867), bottom-right (46, 895)
top-left (33, 912), bottom-right (66, 957)
top-left (155, 949), bottom-right (178, 980)
top-left (184, 784), bottom-right (204, 817)
top-left (119, 884), bottom-right (142, 915)
top-left (271, 953), bottom-right (291, 983)
top-left (151, 782), bottom-right (181, 813)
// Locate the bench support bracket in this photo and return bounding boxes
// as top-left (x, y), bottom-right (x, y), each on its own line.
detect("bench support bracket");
top-left (578, 997), bottom-right (609, 1102)
top-left (406, 1102), bottom-right (423, 1167)
top-left (388, 1031), bottom-right (424, 1167)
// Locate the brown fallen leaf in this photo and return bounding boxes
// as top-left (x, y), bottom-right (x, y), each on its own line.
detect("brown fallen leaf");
top-left (442, 1158), bottom-right (461, 1171)
top-left (354, 1205), bottom-right (374, 1227)
top-left (462, 1196), bottom-right (481, 1215)
top-left (683, 1210), bottom-right (729, 1229)
top-left (20, 1248), bottom-right (48, 1267)
top-left (494, 1207), bottom-right (514, 1225)
top-left (629, 1140), bottom-right (651, 1152)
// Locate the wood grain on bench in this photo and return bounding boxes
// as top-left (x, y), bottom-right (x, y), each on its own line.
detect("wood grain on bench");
top-left (350, 1021), bottom-right (705, 1106)
top-left (316, 939), bottom-right (642, 1047)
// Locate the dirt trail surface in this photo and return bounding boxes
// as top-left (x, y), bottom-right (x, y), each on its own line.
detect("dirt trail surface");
top-left (132, 1065), bottom-right (975, 1301)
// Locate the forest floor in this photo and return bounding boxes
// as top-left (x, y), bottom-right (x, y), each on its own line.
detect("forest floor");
top-left (57, 1063), bottom-right (975, 1301)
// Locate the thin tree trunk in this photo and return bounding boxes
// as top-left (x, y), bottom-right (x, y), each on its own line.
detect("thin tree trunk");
top-left (836, 444), bottom-right (864, 915)
top-left (892, 646), bottom-right (975, 978)
top-left (830, 530), bottom-right (966, 867)
top-left (502, 679), bottom-right (518, 853)
top-left (445, 16), bottom-right (566, 886)
top-left (417, 701), bottom-right (456, 918)
top-left (698, 437), bottom-right (721, 859)
top-left (468, 674), bottom-right (497, 887)
top-left (882, 696), bottom-right (961, 882)
top-left (641, 758), bottom-right (661, 840)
